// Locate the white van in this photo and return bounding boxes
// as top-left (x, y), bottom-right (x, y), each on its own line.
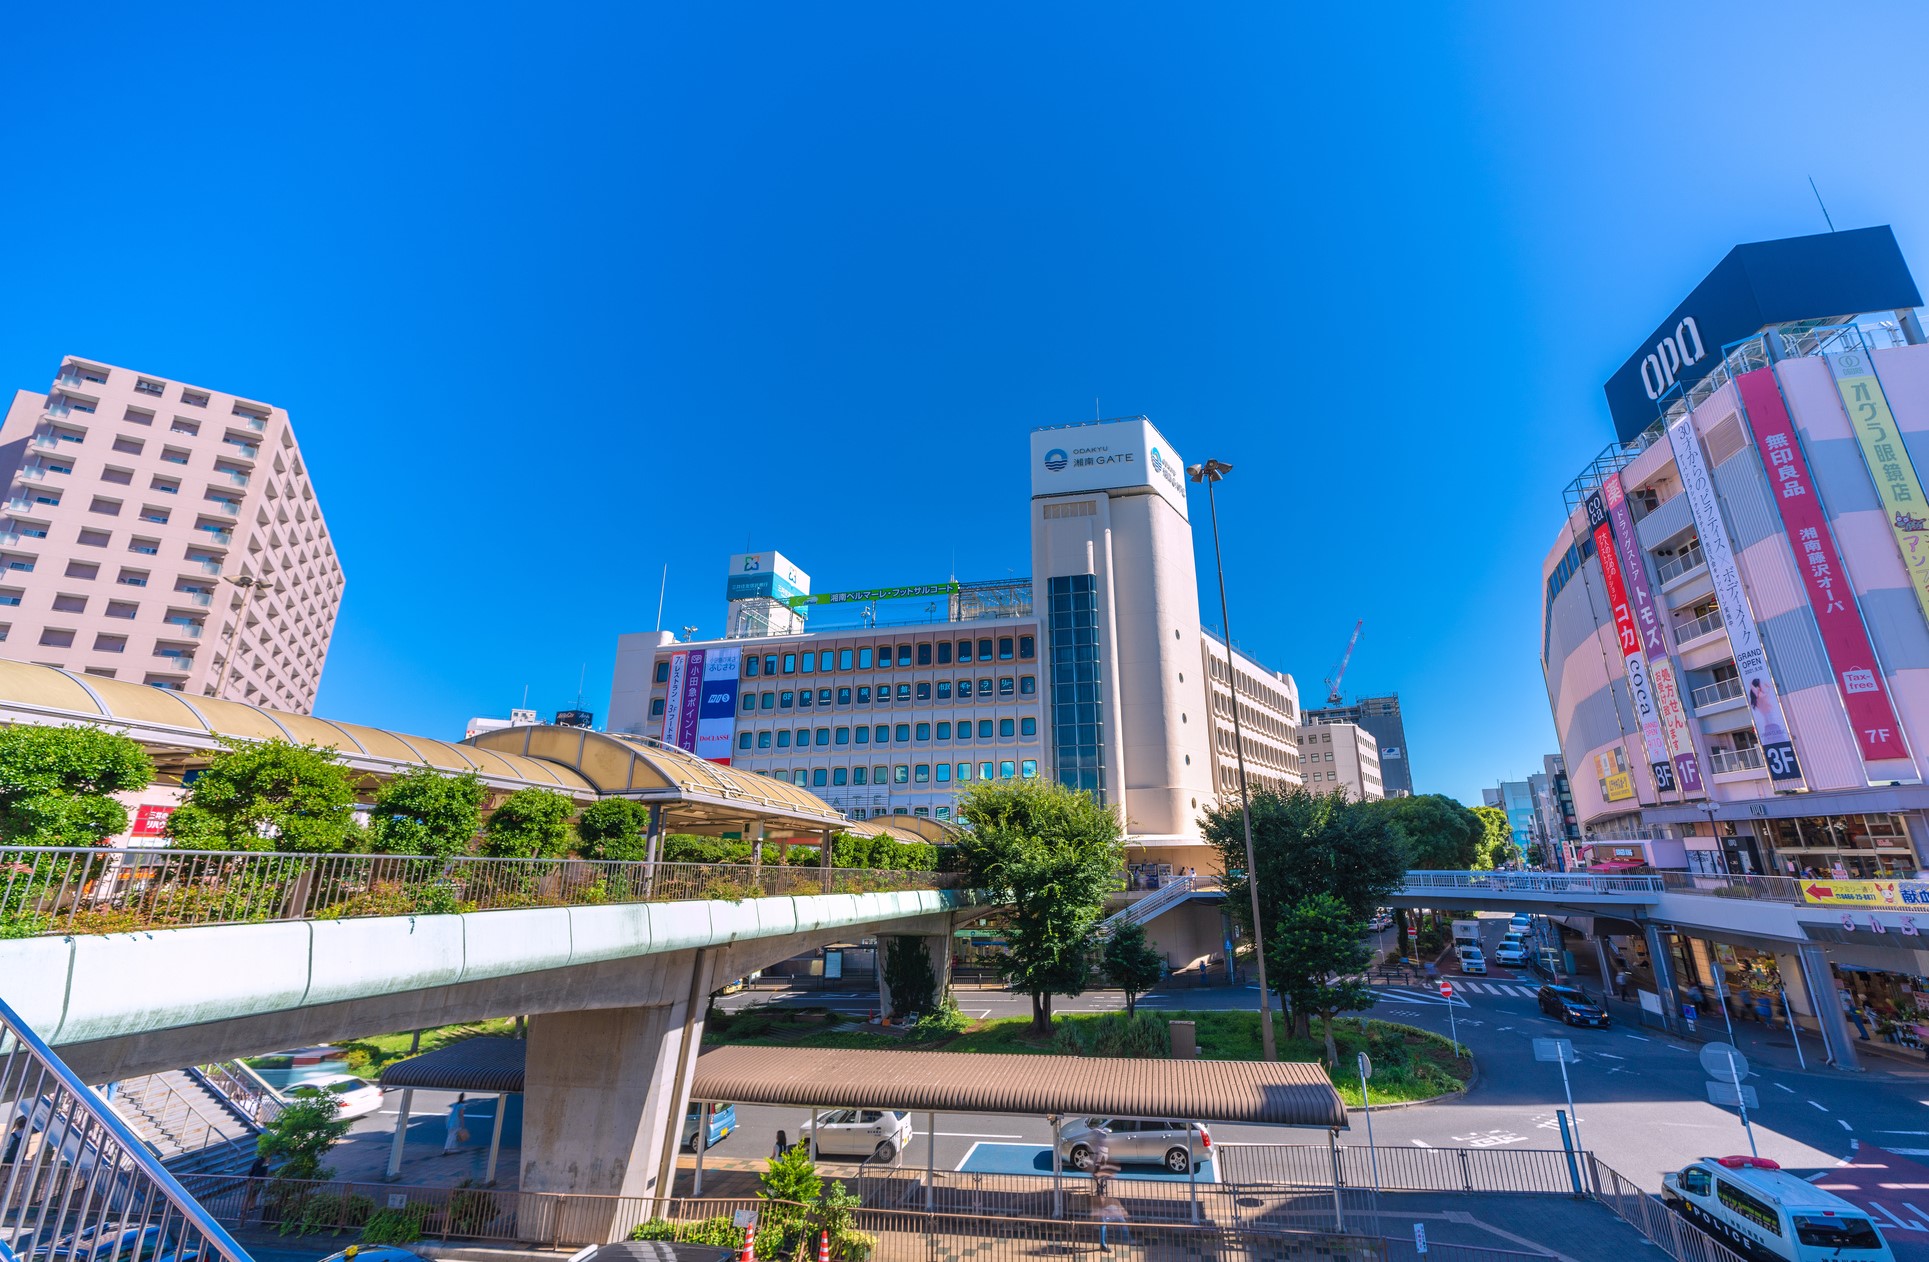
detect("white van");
top-left (1663, 1156), bottom-right (1892, 1262)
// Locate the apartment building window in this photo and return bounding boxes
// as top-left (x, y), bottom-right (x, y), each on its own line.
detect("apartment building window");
top-left (94, 634), bottom-right (126, 654)
top-left (117, 569), bottom-right (149, 587)
top-left (181, 391), bottom-right (208, 408)
top-left (649, 698), bottom-right (665, 717)
top-left (135, 378), bottom-right (164, 397)
top-left (89, 497), bottom-right (122, 517)
top-left (106, 601), bottom-right (137, 619)
top-left (36, 627), bottom-right (74, 648)
top-left (160, 448), bottom-right (189, 465)
top-left (139, 507), bottom-right (169, 525)
top-left (64, 561), bottom-right (95, 579)
top-left (31, 493), bottom-right (59, 507)
top-left (0, 589), bottom-right (23, 607)
top-left (76, 530), bottom-right (109, 548)
top-left (112, 438), bottom-right (144, 456)
top-left (170, 420), bottom-right (199, 437)
top-left (52, 594), bottom-right (86, 613)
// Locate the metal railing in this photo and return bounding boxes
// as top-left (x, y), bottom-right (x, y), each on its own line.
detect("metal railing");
top-left (1590, 1156), bottom-right (1749, 1262)
top-left (0, 997), bottom-right (254, 1262)
top-left (193, 1063), bottom-right (286, 1126)
top-left (1655, 544), bottom-right (1706, 584)
top-left (110, 1073), bottom-right (252, 1166)
top-left (1674, 608), bottom-right (1725, 642)
top-left (1690, 677), bottom-right (1743, 708)
top-left (0, 846), bottom-right (963, 937)
top-left (1654, 871), bottom-right (1804, 904)
top-left (1096, 873), bottom-right (1220, 936)
top-left (1707, 746), bottom-right (1764, 774)
top-left (1401, 870), bottom-right (1663, 897)
top-left (1218, 1142), bottom-right (1584, 1195)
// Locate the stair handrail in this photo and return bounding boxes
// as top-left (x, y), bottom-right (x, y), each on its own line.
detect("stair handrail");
top-left (120, 1073), bottom-right (251, 1157)
top-left (1097, 873), bottom-right (1217, 937)
top-left (191, 1061), bottom-right (284, 1126)
top-left (0, 995), bottom-right (253, 1262)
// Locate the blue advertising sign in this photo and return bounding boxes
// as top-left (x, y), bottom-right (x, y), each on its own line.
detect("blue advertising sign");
top-left (726, 571), bottom-right (803, 603)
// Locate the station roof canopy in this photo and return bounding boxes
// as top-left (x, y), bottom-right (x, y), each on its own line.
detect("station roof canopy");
top-left (0, 660), bottom-right (904, 836)
top-left (694, 1046), bottom-right (1347, 1129)
top-left (377, 1041), bottom-right (1345, 1128)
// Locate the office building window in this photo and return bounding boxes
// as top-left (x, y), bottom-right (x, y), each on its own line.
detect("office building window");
top-left (978, 638), bottom-right (993, 660)
top-left (761, 691), bottom-right (775, 709)
top-left (958, 639), bottom-right (973, 663)
top-left (936, 763), bottom-right (951, 783)
top-left (875, 724), bottom-right (890, 743)
top-left (937, 681), bottom-right (952, 700)
top-left (916, 682), bottom-right (931, 701)
top-left (777, 731), bottom-right (792, 748)
top-left (817, 688), bottom-right (832, 705)
top-left (795, 728), bottom-right (810, 747)
top-left (793, 770), bottom-right (807, 786)
top-left (838, 687), bottom-right (851, 705)
top-left (1048, 573), bottom-right (1106, 800)
top-left (894, 723), bottom-right (911, 742)
top-left (978, 720), bottom-right (993, 738)
top-left (917, 643), bottom-right (932, 666)
top-left (758, 731), bottom-right (772, 749)
top-left (857, 686), bottom-right (871, 703)
top-left (833, 767), bottom-right (848, 786)
top-left (1021, 717), bottom-right (1037, 736)
top-left (764, 655), bottom-right (779, 675)
top-left (916, 722), bottom-right (930, 740)
top-left (957, 677), bottom-right (972, 697)
top-left (854, 767), bottom-right (868, 785)
top-left (649, 698), bottom-right (666, 717)
top-left (739, 732), bottom-right (753, 750)
top-left (914, 764), bottom-right (930, 783)
top-left (783, 653), bottom-right (796, 674)
top-left (999, 637), bottom-right (1013, 661)
top-left (937, 722), bottom-right (951, 738)
top-left (1019, 635), bottom-right (1035, 659)
top-left (956, 762), bottom-right (973, 782)
top-left (858, 647), bottom-right (874, 669)
top-left (1022, 759), bottom-right (1038, 778)
top-left (740, 693), bottom-right (755, 713)
top-left (798, 691), bottom-right (812, 708)
top-left (803, 652), bottom-right (818, 673)
top-left (780, 691), bottom-right (794, 709)
top-left (855, 726), bottom-right (869, 745)
top-left (999, 677), bottom-right (1015, 696)
top-left (999, 760), bottom-right (1016, 779)
top-left (1000, 718), bottom-right (1015, 737)
top-left (875, 765), bottom-right (889, 783)
top-left (896, 683), bottom-right (911, 699)
top-left (977, 679), bottom-right (993, 697)
top-left (654, 661), bottom-right (671, 683)
top-left (744, 656), bottom-right (760, 678)
top-left (894, 764), bottom-right (910, 784)
top-left (937, 641), bottom-right (952, 665)
top-left (956, 724), bottom-right (971, 744)
top-left (936, 806), bottom-right (951, 819)
top-left (816, 728), bottom-right (830, 746)
top-left (813, 768), bottom-right (827, 787)
top-left (897, 645), bottom-right (912, 667)
top-left (835, 726), bottom-right (850, 745)
top-left (840, 648), bottom-right (853, 670)
top-left (1020, 675), bottom-right (1037, 695)
top-left (981, 761), bottom-right (996, 781)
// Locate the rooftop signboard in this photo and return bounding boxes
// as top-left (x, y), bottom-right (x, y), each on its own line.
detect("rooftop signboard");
top-left (1030, 416), bottom-right (1189, 520)
top-left (1603, 226), bottom-right (1921, 444)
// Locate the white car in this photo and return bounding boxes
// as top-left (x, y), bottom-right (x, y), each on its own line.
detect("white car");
top-left (1367, 910), bottom-right (1393, 931)
top-left (1456, 945), bottom-right (1487, 975)
top-left (289, 1074), bottom-right (385, 1120)
top-left (801, 1108), bottom-right (913, 1161)
top-left (1509, 915), bottom-right (1534, 936)
top-left (1493, 940), bottom-right (1529, 967)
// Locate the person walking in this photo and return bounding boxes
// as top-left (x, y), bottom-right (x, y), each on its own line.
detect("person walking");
top-left (1614, 968), bottom-right (1632, 1001)
top-left (242, 1152), bottom-right (269, 1222)
top-left (4, 1117), bottom-right (24, 1164)
top-left (1840, 989), bottom-right (1873, 1041)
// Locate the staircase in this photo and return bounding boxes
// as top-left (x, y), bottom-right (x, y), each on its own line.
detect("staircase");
top-left (1096, 874), bottom-right (1220, 938)
top-left (108, 1068), bottom-right (262, 1176)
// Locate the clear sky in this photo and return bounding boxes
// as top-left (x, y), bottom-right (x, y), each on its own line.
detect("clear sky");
top-left (6, 5), bottom-right (1929, 805)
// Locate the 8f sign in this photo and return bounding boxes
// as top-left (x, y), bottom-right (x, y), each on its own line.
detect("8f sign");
top-left (1640, 317), bottom-right (1706, 402)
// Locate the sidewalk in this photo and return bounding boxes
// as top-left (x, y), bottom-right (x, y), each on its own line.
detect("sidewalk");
top-left (1593, 990), bottom-right (1929, 1079)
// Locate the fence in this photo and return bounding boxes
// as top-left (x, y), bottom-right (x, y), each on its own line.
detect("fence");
top-left (1218, 1144), bottom-right (1584, 1196)
top-left (0, 845), bottom-right (961, 937)
top-left (0, 997), bottom-right (253, 1262)
top-left (1588, 1157), bottom-right (1750, 1262)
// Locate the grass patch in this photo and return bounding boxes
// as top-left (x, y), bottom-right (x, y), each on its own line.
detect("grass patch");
top-left (707, 1004), bottom-right (1470, 1105)
top-left (248, 1019), bottom-right (523, 1080)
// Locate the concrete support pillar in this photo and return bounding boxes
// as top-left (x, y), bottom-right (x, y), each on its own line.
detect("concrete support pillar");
top-left (876, 930), bottom-right (953, 1019)
top-left (750, 824), bottom-right (766, 880)
top-left (925, 926), bottom-right (954, 1005)
top-left (820, 828), bottom-right (834, 894)
top-left (385, 1088), bottom-right (414, 1181)
top-left (1796, 944), bottom-right (1860, 1072)
top-left (643, 804), bottom-right (663, 897)
top-left (519, 949), bottom-right (715, 1240)
top-left (1643, 923), bottom-right (1680, 1035)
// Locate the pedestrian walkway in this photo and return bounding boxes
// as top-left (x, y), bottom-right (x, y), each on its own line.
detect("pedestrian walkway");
top-left (1449, 982), bottom-right (1541, 997)
top-left (1592, 990), bottom-right (1929, 1080)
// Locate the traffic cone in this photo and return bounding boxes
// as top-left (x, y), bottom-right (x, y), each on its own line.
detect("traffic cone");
top-left (739, 1219), bottom-right (755, 1262)
top-left (818, 1229), bottom-right (830, 1262)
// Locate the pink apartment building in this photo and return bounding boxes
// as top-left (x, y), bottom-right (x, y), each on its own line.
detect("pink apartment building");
top-left (0, 356), bottom-right (344, 712)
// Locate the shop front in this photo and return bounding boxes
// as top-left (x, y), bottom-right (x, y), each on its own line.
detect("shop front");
top-left (1760, 813), bottom-right (1922, 878)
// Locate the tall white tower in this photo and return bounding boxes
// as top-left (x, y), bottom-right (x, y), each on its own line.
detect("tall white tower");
top-left (1028, 418), bottom-right (1217, 845)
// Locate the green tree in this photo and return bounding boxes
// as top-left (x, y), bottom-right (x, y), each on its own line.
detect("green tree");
top-left (1100, 919), bottom-right (1164, 1018)
top-left (883, 935), bottom-right (938, 1017)
top-left (0, 724), bottom-right (153, 846)
top-left (1363, 794), bottom-right (1482, 870)
top-left (575, 798), bottom-right (653, 861)
top-left (953, 779), bottom-right (1124, 1034)
top-left (1470, 805), bottom-right (1518, 870)
top-left (367, 768), bottom-right (486, 859)
top-left (481, 787), bottom-right (575, 858)
top-left (256, 1094), bottom-right (352, 1181)
top-left (166, 739), bottom-right (360, 853)
top-left (1270, 893), bottom-right (1377, 1065)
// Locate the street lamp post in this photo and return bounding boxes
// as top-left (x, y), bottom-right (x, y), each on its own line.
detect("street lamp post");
top-left (1187, 458), bottom-right (1277, 1062)
top-left (212, 574), bottom-right (275, 700)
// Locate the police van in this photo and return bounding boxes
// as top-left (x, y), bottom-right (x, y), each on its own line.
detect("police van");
top-left (1662, 1156), bottom-right (1892, 1262)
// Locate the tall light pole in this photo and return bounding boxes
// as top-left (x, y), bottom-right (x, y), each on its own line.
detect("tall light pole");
top-left (212, 574), bottom-right (275, 700)
top-left (1187, 458), bottom-right (1276, 1062)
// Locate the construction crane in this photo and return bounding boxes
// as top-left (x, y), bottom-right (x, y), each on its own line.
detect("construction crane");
top-left (1324, 619), bottom-right (1364, 706)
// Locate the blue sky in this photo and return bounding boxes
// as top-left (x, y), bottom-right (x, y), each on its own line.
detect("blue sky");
top-left (6, 5), bottom-right (1929, 805)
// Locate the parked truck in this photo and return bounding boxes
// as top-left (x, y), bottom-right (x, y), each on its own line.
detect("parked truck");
top-left (1451, 919), bottom-right (1482, 945)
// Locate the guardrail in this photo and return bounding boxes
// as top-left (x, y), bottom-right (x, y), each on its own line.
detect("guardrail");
top-left (0, 846), bottom-right (964, 937)
top-left (1590, 1156), bottom-right (1749, 1262)
top-left (1218, 1142), bottom-right (1584, 1195)
top-left (1402, 871), bottom-right (1664, 896)
top-left (0, 997), bottom-right (254, 1262)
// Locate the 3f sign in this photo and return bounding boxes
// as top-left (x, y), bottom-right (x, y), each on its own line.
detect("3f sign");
top-left (1640, 317), bottom-right (1707, 400)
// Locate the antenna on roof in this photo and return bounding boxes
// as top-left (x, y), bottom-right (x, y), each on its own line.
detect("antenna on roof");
top-left (576, 663), bottom-right (586, 709)
top-left (1808, 176), bottom-right (1837, 233)
top-left (654, 564), bottom-right (668, 633)
top-left (1095, 397), bottom-right (1101, 422)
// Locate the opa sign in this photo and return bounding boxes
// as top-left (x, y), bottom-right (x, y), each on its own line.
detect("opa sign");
top-left (1639, 317), bottom-right (1706, 402)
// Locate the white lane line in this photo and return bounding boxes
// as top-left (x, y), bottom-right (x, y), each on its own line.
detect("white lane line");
top-left (1886, 1149), bottom-right (1929, 1157)
top-left (1809, 1101), bottom-right (1830, 1112)
top-left (1412, 1140), bottom-right (1433, 1148)
top-left (1880, 1131), bottom-right (1929, 1136)
top-left (1774, 1084), bottom-right (1796, 1094)
top-left (1596, 1053), bottom-right (1626, 1061)
top-left (1626, 1035), bottom-right (1652, 1042)
top-left (954, 1141), bottom-right (985, 1172)
top-left (1840, 1120), bottom-right (1854, 1131)
top-left (971, 1011), bottom-right (993, 1019)
top-left (936, 1132), bottom-right (1022, 1139)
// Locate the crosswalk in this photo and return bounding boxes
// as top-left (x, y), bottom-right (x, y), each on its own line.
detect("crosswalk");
top-left (1378, 981), bottom-right (1541, 1005)
top-left (1444, 981), bottom-right (1541, 997)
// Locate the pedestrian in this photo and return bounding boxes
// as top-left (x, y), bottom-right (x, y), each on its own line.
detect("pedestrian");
top-left (443, 1094), bottom-right (469, 1155)
top-left (1096, 1195), bottom-right (1130, 1252)
top-left (1683, 982), bottom-right (1705, 1015)
top-left (242, 1152), bottom-right (268, 1221)
top-left (774, 1130), bottom-right (790, 1159)
top-left (1614, 968), bottom-right (1632, 1001)
top-left (1840, 989), bottom-right (1873, 1041)
top-left (4, 1117), bottom-right (23, 1164)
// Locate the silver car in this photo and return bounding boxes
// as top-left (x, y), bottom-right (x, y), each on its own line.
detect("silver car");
top-left (1060, 1118), bottom-right (1211, 1174)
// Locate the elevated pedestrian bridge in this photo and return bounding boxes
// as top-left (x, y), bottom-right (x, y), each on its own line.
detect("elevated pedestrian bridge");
top-left (0, 846), bottom-right (985, 1082)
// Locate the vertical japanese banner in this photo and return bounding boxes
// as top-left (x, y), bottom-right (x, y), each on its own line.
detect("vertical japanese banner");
top-left (660, 651), bottom-right (687, 745)
top-left (676, 649), bottom-right (706, 753)
top-left (695, 647), bottom-right (741, 765)
top-left (1604, 473), bottom-right (1704, 793)
top-left (1666, 412), bottom-right (1804, 783)
top-left (1735, 367), bottom-right (1909, 765)
top-left (1586, 490), bottom-right (1674, 795)
top-left (1828, 350), bottom-right (1929, 626)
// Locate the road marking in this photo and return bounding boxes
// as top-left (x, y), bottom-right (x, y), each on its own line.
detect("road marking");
top-left (1841, 1120), bottom-right (1854, 1131)
top-left (1595, 1053), bottom-right (1625, 1061)
top-left (1886, 1149), bottom-right (1929, 1158)
top-left (936, 1132), bottom-right (1023, 1139)
top-left (1626, 1035), bottom-right (1651, 1042)
top-left (1879, 1131), bottom-right (1929, 1136)
top-left (1810, 1101), bottom-right (1830, 1112)
top-left (1411, 1140), bottom-right (1433, 1148)
top-left (1774, 1084), bottom-right (1796, 1094)
top-left (954, 1141), bottom-right (985, 1172)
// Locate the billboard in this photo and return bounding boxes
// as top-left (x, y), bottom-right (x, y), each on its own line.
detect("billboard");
top-left (1829, 350), bottom-right (1929, 628)
top-left (787, 581), bottom-right (959, 609)
top-left (1798, 878), bottom-right (1929, 909)
top-left (726, 552), bottom-right (809, 604)
top-left (130, 803), bottom-right (175, 838)
top-left (676, 649), bottom-right (705, 753)
top-left (660, 651), bottom-right (687, 746)
top-left (1587, 489), bottom-right (1672, 796)
top-left (1666, 411), bottom-right (1803, 783)
top-left (695, 647), bottom-right (741, 765)
top-left (1030, 417), bottom-right (1189, 520)
top-left (1595, 749), bottom-right (1634, 802)
top-left (1734, 367), bottom-right (1908, 766)
top-left (1603, 474), bottom-right (1703, 794)
top-left (1604, 226), bottom-right (1921, 443)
